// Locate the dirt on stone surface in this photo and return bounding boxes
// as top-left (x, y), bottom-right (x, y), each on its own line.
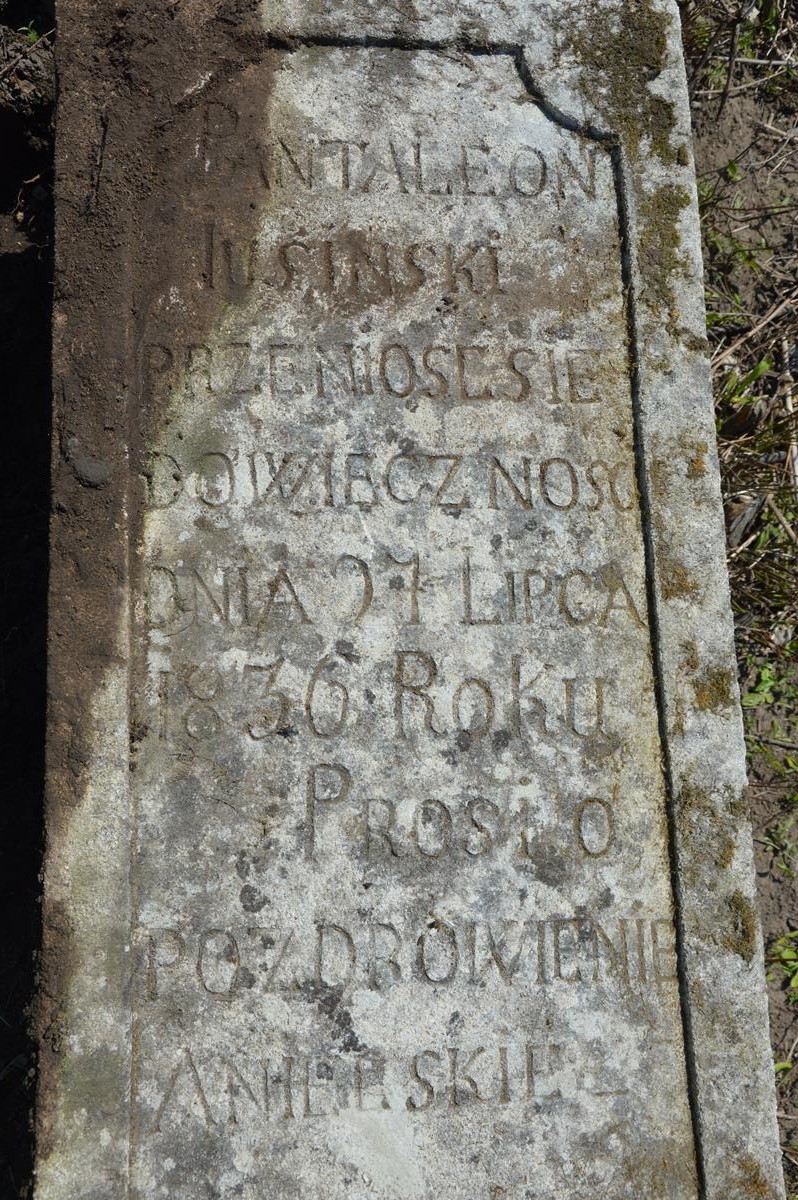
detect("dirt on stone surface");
top-left (23, 0), bottom-right (281, 1186)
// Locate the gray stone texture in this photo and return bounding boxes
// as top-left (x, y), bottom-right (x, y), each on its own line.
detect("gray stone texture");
top-left (37, 2), bottom-right (784, 1199)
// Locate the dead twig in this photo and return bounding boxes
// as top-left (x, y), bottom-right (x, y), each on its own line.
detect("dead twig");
top-left (765, 494), bottom-right (798, 544)
top-left (698, 67), bottom-right (795, 96)
top-left (756, 119), bottom-right (798, 139)
top-left (712, 55), bottom-right (798, 66)
top-left (717, 7), bottom-right (745, 117)
top-left (781, 337), bottom-right (798, 501)
top-left (713, 289), bottom-right (798, 368)
top-left (729, 525), bottom-right (762, 559)
top-left (751, 737), bottom-right (798, 752)
top-left (0, 28), bottom-right (55, 84)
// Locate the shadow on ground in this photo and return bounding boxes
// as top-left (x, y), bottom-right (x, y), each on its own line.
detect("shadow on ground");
top-left (0, 5), bottom-right (54, 1194)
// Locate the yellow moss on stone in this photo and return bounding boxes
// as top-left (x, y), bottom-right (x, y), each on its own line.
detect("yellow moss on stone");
top-left (639, 183), bottom-right (692, 315)
top-left (714, 835), bottom-right (736, 871)
top-left (661, 561), bottom-right (699, 601)
top-left (723, 891), bottom-right (757, 964)
top-left (675, 780), bottom-right (743, 882)
top-left (737, 1154), bottom-right (780, 1199)
top-left (676, 778), bottom-right (713, 823)
top-left (694, 666), bottom-right (736, 713)
top-left (563, 6), bottom-right (697, 335)
top-left (647, 456), bottom-right (669, 500)
top-left (690, 977), bottom-right (706, 1011)
top-left (681, 640), bottom-right (699, 672)
top-left (562, 1), bottom-right (678, 163)
top-left (670, 696), bottom-right (686, 737)
top-left (730, 786), bottom-right (750, 821)
top-left (686, 442), bottom-right (708, 478)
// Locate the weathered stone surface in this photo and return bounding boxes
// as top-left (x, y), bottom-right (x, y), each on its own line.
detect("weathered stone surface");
top-left (37, 3), bottom-right (784, 1199)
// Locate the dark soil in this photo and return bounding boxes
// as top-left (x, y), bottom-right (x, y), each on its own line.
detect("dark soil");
top-left (0, 5), bottom-right (52, 1195)
top-left (0, 214), bottom-right (50, 1198)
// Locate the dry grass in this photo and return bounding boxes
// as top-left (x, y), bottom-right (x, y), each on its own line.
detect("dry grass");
top-left (683, 0), bottom-right (798, 657)
top-left (682, 1), bottom-right (798, 1188)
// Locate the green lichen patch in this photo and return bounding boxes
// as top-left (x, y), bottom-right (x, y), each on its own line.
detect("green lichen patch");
top-left (730, 786), bottom-right (750, 821)
top-left (737, 1153), bottom-right (780, 1199)
top-left (562, 1), bottom-right (678, 164)
top-left (714, 834), bottom-right (736, 871)
top-left (694, 666), bottom-right (736, 713)
top-left (675, 780), bottom-right (742, 878)
top-left (681, 639), bottom-right (699, 673)
top-left (660, 560), bottom-right (699, 601)
top-left (724, 891), bottom-right (758, 965)
top-left (686, 441), bottom-right (708, 479)
top-left (638, 183), bottom-right (692, 316)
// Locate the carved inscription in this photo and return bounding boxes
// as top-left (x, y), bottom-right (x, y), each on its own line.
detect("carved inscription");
top-left (198, 115), bottom-right (601, 199)
top-left (144, 340), bottom-right (619, 405)
top-left (130, 45), bottom-right (699, 1199)
top-left (144, 445), bottom-right (635, 514)
top-left (152, 1038), bottom-right (619, 1134)
top-left (143, 916), bottom-right (677, 999)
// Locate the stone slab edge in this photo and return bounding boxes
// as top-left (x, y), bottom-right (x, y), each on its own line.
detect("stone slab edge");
top-left (35, 2), bottom-right (785, 1198)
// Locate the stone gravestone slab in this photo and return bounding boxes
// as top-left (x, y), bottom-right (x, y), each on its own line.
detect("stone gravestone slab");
top-left (37, 2), bottom-right (784, 1198)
